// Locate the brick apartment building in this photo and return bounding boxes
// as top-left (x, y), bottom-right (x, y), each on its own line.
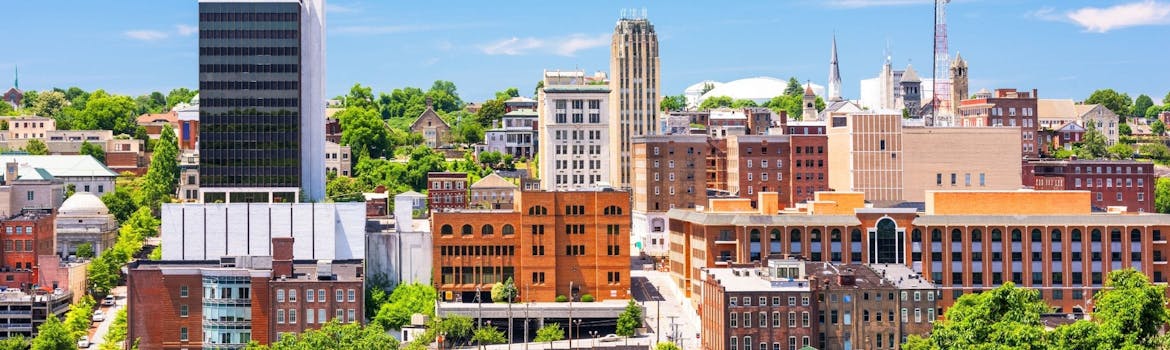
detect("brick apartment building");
top-left (669, 190), bottom-right (1170, 315)
top-left (1025, 159), bottom-right (1155, 213)
top-left (632, 135), bottom-right (708, 257)
top-left (957, 88), bottom-right (1040, 158)
top-left (431, 190), bottom-right (630, 303)
top-left (127, 237), bottom-right (364, 349)
top-left (783, 122), bottom-right (830, 205)
top-left (810, 263), bottom-right (936, 350)
top-left (727, 135), bottom-right (792, 208)
top-left (427, 172), bottom-right (468, 211)
top-left (701, 260), bottom-right (818, 350)
top-left (0, 211), bottom-right (55, 288)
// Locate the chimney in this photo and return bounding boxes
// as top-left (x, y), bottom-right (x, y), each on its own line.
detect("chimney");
top-left (4, 162), bottom-right (17, 185)
top-left (838, 268), bottom-right (856, 286)
top-left (272, 237), bottom-right (294, 279)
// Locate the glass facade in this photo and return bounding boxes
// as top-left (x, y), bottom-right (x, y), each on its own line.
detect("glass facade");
top-left (202, 275), bottom-right (253, 349)
top-left (198, 2), bottom-right (302, 190)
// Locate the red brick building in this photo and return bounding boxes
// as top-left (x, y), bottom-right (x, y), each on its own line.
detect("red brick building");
top-left (1025, 159), bottom-right (1155, 213)
top-left (957, 88), bottom-right (1040, 158)
top-left (325, 118), bottom-right (341, 144)
top-left (0, 212), bottom-right (55, 288)
top-left (701, 260), bottom-right (819, 350)
top-left (727, 135), bottom-right (792, 208)
top-left (427, 172), bottom-right (468, 212)
top-left (784, 122), bottom-right (829, 205)
top-left (127, 238), bottom-right (365, 349)
top-left (432, 190), bottom-right (630, 302)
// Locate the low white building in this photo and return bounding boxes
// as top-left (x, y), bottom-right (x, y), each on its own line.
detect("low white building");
top-left (365, 192), bottom-right (432, 287)
top-left (55, 193), bottom-right (117, 258)
top-left (0, 155), bottom-right (117, 196)
top-left (160, 202), bottom-right (366, 260)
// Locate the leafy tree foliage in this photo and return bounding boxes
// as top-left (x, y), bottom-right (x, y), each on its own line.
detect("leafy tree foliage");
top-left (0, 335), bottom-right (29, 350)
top-left (62, 296), bottom-right (96, 340)
top-left (656, 342), bottom-right (681, 350)
top-left (1077, 122), bottom-right (1108, 159)
top-left (1133, 94), bottom-right (1155, 117)
top-left (1106, 143), bottom-right (1134, 159)
top-left (1156, 177), bottom-right (1170, 214)
top-left (1091, 269), bottom-right (1169, 348)
top-left (493, 87), bottom-right (518, 101)
top-left (660, 94), bottom-right (686, 111)
top-left (783, 77), bottom-right (803, 96)
top-left (137, 126), bottom-right (178, 211)
top-left (246, 321), bottom-right (399, 350)
top-left (1153, 120), bottom-right (1166, 135)
top-left (431, 315), bottom-right (474, 348)
top-left (370, 283), bottom-right (437, 331)
top-left (75, 243), bottom-right (94, 259)
top-left (31, 315), bottom-right (73, 350)
top-left (1085, 88), bottom-right (1132, 118)
top-left (20, 91), bottom-right (38, 110)
top-left (337, 107), bottom-right (392, 160)
top-left (23, 139), bottom-right (48, 155)
top-left (344, 83), bottom-right (375, 110)
top-left (534, 323), bottom-right (564, 345)
top-left (100, 187), bottom-right (137, 223)
top-left (97, 308), bottom-right (128, 350)
top-left (165, 88), bottom-right (198, 110)
top-left (75, 90), bottom-right (139, 135)
top-left (731, 99), bottom-right (758, 108)
top-left (80, 141), bottom-right (105, 163)
top-left (534, 80), bottom-right (544, 97)
top-left (476, 98), bottom-right (506, 129)
top-left (490, 277), bottom-right (517, 302)
top-left (472, 326), bottom-right (507, 346)
top-left (87, 206), bottom-right (157, 294)
top-left (1118, 123), bottom-right (1132, 136)
top-left (325, 176), bottom-right (367, 202)
top-left (30, 91), bottom-right (66, 118)
top-left (0, 100), bottom-right (16, 116)
top-left (903, 283), bottom-right (1048, 350)
top-left (448, 112), bottom-right (484, 144)
top-left (616, 299), bottom-right (642, 336)
top-left (1164, 91), bottom-right (1170, 105)
top-left (699, 96), bottom-right (733, 110)
top-left (354, 146), bottom-right (447, 194)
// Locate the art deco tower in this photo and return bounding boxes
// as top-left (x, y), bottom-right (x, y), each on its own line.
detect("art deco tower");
top-left (609, 13), bottom-right (660, 188)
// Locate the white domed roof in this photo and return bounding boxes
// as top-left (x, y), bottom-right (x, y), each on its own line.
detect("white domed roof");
top-left (59, 192), bottom-right (109, 216)
top-left (684, 80), bottom-right (724, 94)
top-left (700, 77), bottom-right (824, 103)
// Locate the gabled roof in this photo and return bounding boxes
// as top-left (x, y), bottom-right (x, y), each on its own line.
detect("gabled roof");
top-left (136, 111), bottom-right (178, 124)
top-left (1055, 122), bottom-right (1085, 132)
top-left (410, 106), bottom-right (450, 130)
top-left (470, 173), bottom-right (516, 189)
top-left (0, 155), bottom-right (118, 177)
top-left (1037, 99), bottom-right (1076, 119)
top-left (900, 64), bottom-right (921, 83)
top-left (1074, 104), bottom-right (1114, 118)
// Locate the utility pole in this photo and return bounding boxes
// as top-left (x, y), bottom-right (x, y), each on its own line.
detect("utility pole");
top-left (569, 281), bottom-right (575, 350)
top-left (525, 284), bottom-right (531, 350)
top-left (508, 289), bottom-right (514, 347)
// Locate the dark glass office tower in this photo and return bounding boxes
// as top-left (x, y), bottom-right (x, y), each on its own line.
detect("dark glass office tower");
top-left (198, 0), bottom-right (325, 203)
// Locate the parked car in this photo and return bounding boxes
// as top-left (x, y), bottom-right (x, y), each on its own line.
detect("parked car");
top-left (77, 336), bottom-right (90, 348)
top-left (91, 310), bottom-right (105, 322)
top-left (102, 295), bottom-right (116, 306)
top-left (601, 334), bottom-right (621, 342)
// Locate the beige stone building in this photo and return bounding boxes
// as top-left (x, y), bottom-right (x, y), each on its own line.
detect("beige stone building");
top-left (54, 192), bottom-right (117, 258)
top-left (4, 116), bottom-right (55, 140)
top-left (1037, 99), bottom-right (1119, 145)
top-left (609, 16), bottom-right (661, 188)
top-left (468, 173), bottom-right (516, 210)
top-left (827, 111), bottom-right (904, 202)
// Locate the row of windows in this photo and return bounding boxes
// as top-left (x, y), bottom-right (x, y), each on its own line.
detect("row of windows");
top-left (438, 266), bottom-right (515, 285)
top-left (729, 295), bottom-right (810, 307)
top-left (200, 64), bottom-right (299, 73)
top-left (275, 288), bottom-right (356, 303)
top-left (200, 46), bottom-right (298, 56)
top-left (438, 224), bottom-right (516, 236)
top-left (200, 98), bottom-right (299, 108)
top-left (729, 311), bottom-right (810, 328)
top-left (728, 336), bottom-right (810, 350)
top-left (4, 226), bottom-right (34, 235)
top-left (275, 308), bottom-right (357, 325)
top-left (200, 81), bottom-right (299, 91)
top-left (3, 240), bottom-right (33, 252)
top-left (200, 29), bottom-right (298, 40)
top-left (438, 245), bottom-right (516, 257)
top-left (199, 12), bottom-right (298, 22)
top-left (1074, 177), bottom-right (1145, 188)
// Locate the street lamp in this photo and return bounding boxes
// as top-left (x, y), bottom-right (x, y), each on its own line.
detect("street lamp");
top-left (573, 319), bottom-right (583, 349)
top-left (589, 330), bottom-right (599, 350)
top-left (476, 285), bottom-right (483, 328)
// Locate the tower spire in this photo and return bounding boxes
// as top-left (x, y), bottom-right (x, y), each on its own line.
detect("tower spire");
top-left (828, 34), bottom-right (842, 102)
top-left (13, 66), bottom-right (17, 90)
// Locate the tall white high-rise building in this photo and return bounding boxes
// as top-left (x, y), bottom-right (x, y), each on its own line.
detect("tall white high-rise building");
top-left (198, 0), bottom-right (325, 203)
top-left (538, 70), bottom-right (612, 191)
top-left (609, 15), bottom-right (660, 188)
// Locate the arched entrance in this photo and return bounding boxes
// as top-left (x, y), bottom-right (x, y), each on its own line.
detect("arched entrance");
top-left (869, 217), bottom-right (905, 264)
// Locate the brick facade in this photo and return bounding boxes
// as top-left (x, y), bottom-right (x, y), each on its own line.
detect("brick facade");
top-left (957, 88), bottom-right (1040, 158)
top-left (427, 172), bottom-right (468, 211)
top-left (1026, 159), bottom-right (1155, 213)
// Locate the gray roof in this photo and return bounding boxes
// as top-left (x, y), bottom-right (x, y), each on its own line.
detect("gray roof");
top-left (912, 214), bottom-right (1170, 226)
top-left (666, 209), bottom-right (861, 226)
top-left (0, 155), bottom-right (117, 178)
top-left (901, 64), bottom-right (921, 83)
top-left (706, 268), bottom-right (813, 292)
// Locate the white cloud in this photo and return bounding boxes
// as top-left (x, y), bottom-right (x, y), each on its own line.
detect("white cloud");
top-left (1066, 0), bottom-right (1170, 33)
top-left (175, 24), bottom-right (198, 36)
top-left (825, 0), bottom-right (933, 8)
top-left (326, 3), bottom-right (358, 13)
top-left (479, 33), bottom-right (608, 57)
top-left (124, 30), bottom-right (169, 41)
top-left (1025, 7), bottom-right (1063, 22)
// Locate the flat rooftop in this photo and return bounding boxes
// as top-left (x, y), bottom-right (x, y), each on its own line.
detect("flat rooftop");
top-left (868, 263), bottom-right (935, 290)
top-left (131, 259), bottom-right (364, 282)
top-left (705, 268), bottom-right (812, 292)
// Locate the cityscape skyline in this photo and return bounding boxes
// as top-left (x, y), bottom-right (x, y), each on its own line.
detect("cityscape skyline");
top-left (3, 0), bottom-right (1170, 103)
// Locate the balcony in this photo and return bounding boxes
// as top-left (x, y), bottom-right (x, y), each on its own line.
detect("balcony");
top-left (202, 298), bottom-right (251, 306)
top-left (202, 318), bottom-right (251, 327)
top-left (714, 235), bottom-right (737, 245)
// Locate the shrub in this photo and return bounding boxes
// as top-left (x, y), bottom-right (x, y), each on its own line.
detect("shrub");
top-left (581, 294), bottom-right (595, 302)
top-left (555, 295), bottom-right (568, 302)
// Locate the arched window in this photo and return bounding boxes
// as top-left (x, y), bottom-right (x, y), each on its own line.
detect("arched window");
top-left (528, 206), bottom-right (548, 216)
top-left (790, 229), bottom-right (803, 254)
top-left (1051, 229), bottom-right (1062, 242)
top-left (482, 225), bottom-right (494, 235)
top-left (991, 229), bottom-right (1003, 242)
top-left (1071, 229), bottom-right (1082, 242)
top-left (1031, 229), bottom-right (1043, 242)
top-left (603, 205), bottom-right (623, 216)
top-left (971, 229), bottom-right (982, 242)
top-left (873, 218), bottom-right (902, 264)
top-left (440, 225), bottom-right (453, 235)
top-left (770, 229), bottom-right (782, 256)
top-left (502, 224), bottom-right (515, 235)
top-left (461, 224), bottom-right (473, 236)
top-left (750, 229), bottom-right (762, 261)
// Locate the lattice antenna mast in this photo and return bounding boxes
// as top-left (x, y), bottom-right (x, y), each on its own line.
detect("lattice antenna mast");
top-left (933, 0), bottom-right (952, 125)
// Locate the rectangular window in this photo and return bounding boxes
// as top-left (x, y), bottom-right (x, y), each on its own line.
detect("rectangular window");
top-left (731, 313), bottom-right (738, 328)
top-left (180, 327), bottom-right (188, 341)
top-left (307, 289), bottom-right (315, 302)
top-left (288, 289), bottom-right (297, 302)
top-left (180, 285), bottom-right (189, 298)
top-left (336, 289), bottom-right (344, 302)
top-left (319, 289), bottom-right (326, 302)
top-left (319, 309), bottom-right (327, 322)
top-left (179, 304), bottom-right (188, 317)
top-left (307, 308), bottom-right (315, 324)
top-left (289, 309), bottom-right (297, 324)
top-left (337, 309), bottom-right (344, 322)
top-left (348, 309), bottom-right (356, 323)
top-left (277, 309), bottom-right (285, 324)
top-left (348, 289), bottom-right (356, 302)
top-left (276, 289), bottom-right (285, 302)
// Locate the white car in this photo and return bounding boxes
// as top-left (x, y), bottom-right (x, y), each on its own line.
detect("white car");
top-left (77, 336), bottom-right (90, 348)
top-left (91, 310), bottom-right (105, 322)
top-left (600, 334), bottom-right (621, 342)
top-left (102, 295), bottom-right (116, 306)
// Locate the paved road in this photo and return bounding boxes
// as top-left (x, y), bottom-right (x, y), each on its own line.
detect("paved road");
top-left (88, 286), bottom-right (126, 348)
top-left (629, 258), bottom-right (702, 350)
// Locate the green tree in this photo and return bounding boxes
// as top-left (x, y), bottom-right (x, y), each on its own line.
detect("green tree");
top-left (1139, 142), bottom-right (1169, 161)
top-left (370, 283), bottom-right (437, 331)
top-left (20, 91), bottom-right (38, 110)
top-left (1133, 94), bottom-right (1155, 117)
top-left (0, 335), bottom-right (29, 350)
top-left (326, 176), bottom-right (367, 202)
top-left (1158, 177), bottom-right (1170, 214)
top-left (615, 299), bottom-right (642, 336)
top-left (492, 87), bottom-right (518, 101)
top-left (139, 126), bottom-right (179, 210)
top-left (148, 246), bottom-right (161, 260)
top-left (1146, 105), bottom-right (1166, 119)
top-left (75, 243), bottom-right (94, 259)
top-left (471, 326), bottom-right (507, 347)
top-left (30, 91), bottom-right (67, 118)
top-left (101, 187), bottom-right (137, 223)
top-left (490, 277), bottom-right (517, 302)
top-left (63, 296), bottom-right (96, 340)
top-left (0, 100), bottom-right (16, 116)
top-left (1085, 89), bottom-right (1132, 119)
top-left (165, 88), bottom-right (197, 110)
top-left (80, 141), bottom-right (105, 163)
top-left (75, 91), bottom-right (138, 134)
top-left (534, 81), bottom-right (544, 97)
top-left (246, 321), bottom-right (399, 350)
top-left (656, 342), bottom-right (681, 350)
top-left (476, 98), bottom-right (506, 128)
top-left (903, 283), bottom-right (1048, 350)
top-left (344, 83), bottom-right (375, 110)
top-left (97, 308), bottom-right (128, 350)
top-left (1092, 269), bottom-right (1169, 348)
top-left (449, 113), bottom-right (484, 144)
top-left (730, 99), bottom-right (758, 108)
top-left (699, 96), bottom-right (733, 110)
top-left (23, 139), bottom-right (48, 155)
top-left (337, 107), bottom-right (392, 160)
top-left (1153, 120), bottom-right (1166, 135)
top-left (1107, 143), bottom-right (1134, 159)
top-left (432, 80), bottom-right (466, 110)
top-left (31, 315), bottom-right (73, 350)
top-left (431, 315), bottom-right (474, 347)
top-left (1077, 122), bottom-right (1108, 159)
top-left (534, 323), bottom-right (564, 345)
top-left (1164, 91), bottom-right (1170, 105)
top-left (783, 77), bottom-right (803, 96)
top-left (660, 94), bottom-right (686, 112)
top-left (1118, 123), bottom-right (1132, 136)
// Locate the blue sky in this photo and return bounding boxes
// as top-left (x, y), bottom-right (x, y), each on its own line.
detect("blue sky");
top-left (2, 0), bottom-right (1169, 103)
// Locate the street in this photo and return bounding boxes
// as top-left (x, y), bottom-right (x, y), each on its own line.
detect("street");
top-left (630, 258), bottom-right (701, 350)
top-left (87, 286), bottom-right (126, 348)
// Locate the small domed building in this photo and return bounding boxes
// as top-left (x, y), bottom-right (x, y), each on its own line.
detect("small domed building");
top-left (54, 192), bottom-right (117, 258)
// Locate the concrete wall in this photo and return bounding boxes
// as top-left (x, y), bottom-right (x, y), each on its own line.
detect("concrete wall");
top-left (366, 229), bottom-right (433, 287)
top-left (160, 202), bottom-right (366, 260)
top-left (902, 127), bottom-right (1023, 202)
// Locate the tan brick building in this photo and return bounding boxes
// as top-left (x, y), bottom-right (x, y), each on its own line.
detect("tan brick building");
top-left (632, 135), bottom-right (708, 257)
top-left (432, 190), bottom-right (631, 303)
top-left (727, 135), bottom-right (792, 208)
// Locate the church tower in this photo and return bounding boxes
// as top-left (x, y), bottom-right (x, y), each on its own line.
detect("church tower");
top-left (901, 64), bottom-right (922, 120)
top-left (950, 53), bottom-right (968, 114)
top-left (827, 35), bottom-right (842, 102)
top-left (802, 83), bottom-right (818, 120)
